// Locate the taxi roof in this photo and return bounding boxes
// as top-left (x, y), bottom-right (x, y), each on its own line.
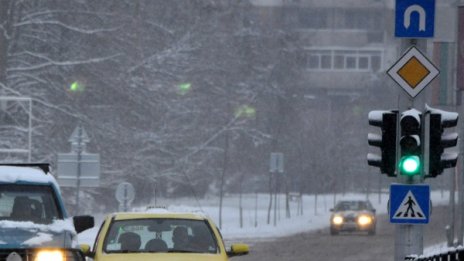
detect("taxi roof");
top-left (111, 210), bottom-right (209, 221)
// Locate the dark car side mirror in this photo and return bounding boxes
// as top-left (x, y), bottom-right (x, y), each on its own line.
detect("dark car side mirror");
top-left (73, 215), bottom-right (94, 233)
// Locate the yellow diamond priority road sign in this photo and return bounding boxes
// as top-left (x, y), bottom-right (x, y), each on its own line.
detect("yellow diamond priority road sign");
top-left (387, 46), bottom-right (439, 98)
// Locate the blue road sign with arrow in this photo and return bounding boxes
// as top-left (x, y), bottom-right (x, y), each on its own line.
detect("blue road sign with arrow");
top-left (390, 184), bottom-right (430, 224)
top-left (395, 0), bottom-right (435, 38)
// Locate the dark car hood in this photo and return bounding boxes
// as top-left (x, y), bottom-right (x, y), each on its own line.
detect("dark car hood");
top-left (0, 220), bottom-right (76, 249)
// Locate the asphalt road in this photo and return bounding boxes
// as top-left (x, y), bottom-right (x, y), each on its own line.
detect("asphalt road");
top-left (236, 205), bottom-right (451, 261)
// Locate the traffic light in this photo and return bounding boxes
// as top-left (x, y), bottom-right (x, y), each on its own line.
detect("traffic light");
top-left (399, 109), bottom-right (422, 176)
top-left (427, 107), bottom-right (459, 177)
top-left (367, 110), bottom-right (398, 176)
top-left (69, 81), bottom-right (85, 92)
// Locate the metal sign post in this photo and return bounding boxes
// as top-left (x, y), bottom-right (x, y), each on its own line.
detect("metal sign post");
top-left (116, 182), bottom-right (135, 212)
top-left (392, 1), bottom-right (436, 259)
top-left (270, 152), bottom-right (284, 173)
top-left (270, 152), bottom-right (284, 226)
top-left (57, 125), bottom-right (100, 215)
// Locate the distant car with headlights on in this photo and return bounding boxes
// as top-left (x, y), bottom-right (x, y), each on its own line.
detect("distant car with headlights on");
top-left (80, 209), bottom-right (249, 261)
top-left (330, 200), bottom-right (376, 235)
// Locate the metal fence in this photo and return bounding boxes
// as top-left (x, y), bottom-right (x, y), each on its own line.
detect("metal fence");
top-left (406, 249), bottom-right (464, 261)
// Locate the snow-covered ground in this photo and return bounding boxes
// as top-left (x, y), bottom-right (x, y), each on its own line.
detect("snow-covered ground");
top-left (78, 190), bottom-right (452, 251)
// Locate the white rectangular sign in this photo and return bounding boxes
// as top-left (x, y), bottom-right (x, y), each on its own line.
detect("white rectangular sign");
top-left (57, 153), bottom-right (100, 187)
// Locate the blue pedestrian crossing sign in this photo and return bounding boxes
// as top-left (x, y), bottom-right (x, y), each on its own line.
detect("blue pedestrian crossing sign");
top-left (390, 184), bottom-right (430, 224)
top-left (395, 0), bottom-right (435, 38)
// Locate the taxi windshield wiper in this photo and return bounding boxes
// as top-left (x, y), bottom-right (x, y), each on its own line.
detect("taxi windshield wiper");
top-left (108, 250), bottom-right (140, 253)
top-left (168, 249), bottom-right (198, 253)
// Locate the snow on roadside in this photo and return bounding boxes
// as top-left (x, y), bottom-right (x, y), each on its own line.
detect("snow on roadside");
top-left (78, 191), bottom-right (451, 246)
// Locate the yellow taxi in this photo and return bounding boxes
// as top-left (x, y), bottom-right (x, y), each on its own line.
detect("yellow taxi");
top-left (80, 209), bottom-right (249, 261)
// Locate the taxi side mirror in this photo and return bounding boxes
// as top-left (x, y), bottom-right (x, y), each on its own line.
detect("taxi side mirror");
top-left (227, 243), bottom-right (249, 257)
top-left (80, 244), bottom-right (95, 258)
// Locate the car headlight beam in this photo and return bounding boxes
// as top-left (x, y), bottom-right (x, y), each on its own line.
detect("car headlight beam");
top-left (34, 250), bottom-right (65, 261)
top-left (332, 215), bottom-right (344, 225)
top-left (357, 215), bottom-right (373, 226)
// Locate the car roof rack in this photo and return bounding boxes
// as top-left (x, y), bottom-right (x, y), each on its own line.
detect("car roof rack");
top-left (0, 163), bottom-right (50, 174)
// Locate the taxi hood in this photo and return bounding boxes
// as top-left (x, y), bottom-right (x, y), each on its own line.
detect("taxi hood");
top-left (95, 253), bottom-right (227, 261)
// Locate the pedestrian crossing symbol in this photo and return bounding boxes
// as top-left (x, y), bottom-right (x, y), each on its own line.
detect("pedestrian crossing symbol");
top-left (390, 184), bottom-right (430, 224)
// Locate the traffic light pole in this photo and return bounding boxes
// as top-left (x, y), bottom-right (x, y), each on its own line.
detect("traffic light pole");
top-left (394, 38), bottom-right (426, 261)
top-left (395, 110), bottom-right (425, 261)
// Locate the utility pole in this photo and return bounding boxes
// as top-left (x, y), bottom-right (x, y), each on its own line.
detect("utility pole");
top-left (0, 1), bottom-right (9, 87)
top-left (74, 124), bottom-right (84, 215)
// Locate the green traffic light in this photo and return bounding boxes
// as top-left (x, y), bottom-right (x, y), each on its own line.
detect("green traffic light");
top-left (69, 81), bottom-right (85, 92)
top-left (235, 105), bottom-right (256, 118)
top-left (399, 155), bottom-right (421, 175)
top-left (177, 83), bottom-right (191, 95)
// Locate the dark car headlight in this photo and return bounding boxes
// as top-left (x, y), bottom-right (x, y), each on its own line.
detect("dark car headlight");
top-left (34, 249), bottom-right (84, 261)
top-left (34, 250), bottom-right (65, 261)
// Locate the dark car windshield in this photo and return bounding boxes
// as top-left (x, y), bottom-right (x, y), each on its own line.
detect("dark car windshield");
top-left (334, 201), bottom-right (373, 211)
top-left (103, 218), bottom-right (219, 254)
top-left (0, 184), bottom-right (62, 224)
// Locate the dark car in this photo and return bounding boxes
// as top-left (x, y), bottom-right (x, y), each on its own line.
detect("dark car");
top-left (0, 163), bottom-right (94, 260)
top-left (330, 200), bottom-right (376, 235)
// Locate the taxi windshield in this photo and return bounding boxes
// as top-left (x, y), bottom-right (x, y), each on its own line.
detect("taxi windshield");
top-left (103, 218), bottom-right (218, 254)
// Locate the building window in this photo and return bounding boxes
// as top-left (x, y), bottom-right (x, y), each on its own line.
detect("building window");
top-left (321, 54), bottom-right (332, 69)
top-left (304, 49), bottom-right (383, 72)
top-left (346, 55), bottom-right (357, 69)
top-left (299, 9), bottom-right (330, 29)
top-left (308, 50), bottom-right (331, 69)
top-left (308, 55), bottom-right (320, 69)
top-left (358, 56), bottom-right (369, 70)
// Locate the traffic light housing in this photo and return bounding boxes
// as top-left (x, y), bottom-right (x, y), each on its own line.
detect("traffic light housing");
top-left (399, 109), bottom-right (422, 176)
top-left (427, 107), bottom-right (459, 177)
top-left (367, 110), bottom-right (398, 176)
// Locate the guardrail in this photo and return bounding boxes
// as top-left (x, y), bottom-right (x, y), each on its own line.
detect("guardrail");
top-left (405, 248), bottom-right (464, 261)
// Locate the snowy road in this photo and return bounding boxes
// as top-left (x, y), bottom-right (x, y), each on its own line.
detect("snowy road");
top-left (237, 205), bottom-right (451, 261)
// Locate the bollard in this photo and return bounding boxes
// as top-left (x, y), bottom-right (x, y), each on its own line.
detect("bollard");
top-left (446, 225), bottom-right (453, 248)
top-left (458, 249), bottom-right (464, 261)
top-left (449, 250), bottom-right (457, 261)
top-left (440, 254), bottom-right (445, 261)
top-left (440, 252), bottom-right (448, 261)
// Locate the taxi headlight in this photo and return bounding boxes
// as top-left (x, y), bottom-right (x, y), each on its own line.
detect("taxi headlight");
top-left (34, 250), bottom-right (65, 261)
top-left (332, 215), bottom-right (344, 225)
top-left (357, 215), bottom-right (373, 226)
